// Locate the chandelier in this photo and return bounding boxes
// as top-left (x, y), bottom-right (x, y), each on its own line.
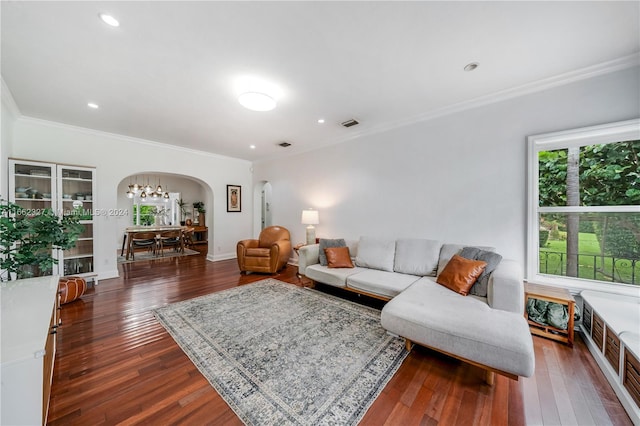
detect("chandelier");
top-left (126, 175), bottom-right (170, 201)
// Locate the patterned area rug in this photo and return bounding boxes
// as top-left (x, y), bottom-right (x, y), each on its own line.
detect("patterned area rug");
top-left (153, 278), bottom-right (408, 425)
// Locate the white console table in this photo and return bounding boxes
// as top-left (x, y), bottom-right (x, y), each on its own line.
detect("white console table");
top-left (580, 290), bottom-right (640, 424)
top-left (1, 276), bottom-right (60, 425)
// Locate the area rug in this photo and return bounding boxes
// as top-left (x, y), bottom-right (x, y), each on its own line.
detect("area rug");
top-left (117, 248), bottom-right (200, 263)
top-left (153, 278), bottom-right (408, 425)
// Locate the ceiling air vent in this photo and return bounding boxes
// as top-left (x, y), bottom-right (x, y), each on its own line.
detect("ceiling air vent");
top-left (278, 141), bottom-right (292, 148)
top-left (341, 119), bottom-right (359, 128)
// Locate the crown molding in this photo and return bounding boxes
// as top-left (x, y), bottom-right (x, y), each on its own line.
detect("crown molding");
top-left (254, 53), bottom-right (640, 165)
top-left (1, 77), bottom-right (21, 118)
top-left (16, 116), bottom-right (252, 164)
top-left (377, 53), bottom-right (640, 136)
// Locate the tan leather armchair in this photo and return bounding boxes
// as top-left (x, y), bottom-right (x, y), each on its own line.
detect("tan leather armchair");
top-left (237, 226), bottom-right (291, 274)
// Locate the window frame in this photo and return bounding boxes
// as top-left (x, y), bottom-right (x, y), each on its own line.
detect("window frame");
top-left (131, 192), bottom-right (180, 226)
top-left (527, 118), bottom-right (640, 296)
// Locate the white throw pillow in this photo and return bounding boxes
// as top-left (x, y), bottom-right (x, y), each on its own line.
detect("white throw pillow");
top-left (394, 238), bottom-right (441, 276)
top-left (355, 237), bottom-right (396, 272)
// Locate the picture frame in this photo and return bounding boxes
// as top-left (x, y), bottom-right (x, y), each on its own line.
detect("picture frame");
top-left (227, 185), bottom-right (241, 212)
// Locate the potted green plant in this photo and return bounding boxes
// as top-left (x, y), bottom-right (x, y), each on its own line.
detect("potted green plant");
top-left (0, 199), bottom-right (83, 281)
top-left (193, 201), bottom-right (206, 226)
top-left (177, 198), bottom-right (191, 225)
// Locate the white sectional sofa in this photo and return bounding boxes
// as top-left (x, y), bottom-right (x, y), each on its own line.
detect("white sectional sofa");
top-left (297, 237), bottom-right (535, 382)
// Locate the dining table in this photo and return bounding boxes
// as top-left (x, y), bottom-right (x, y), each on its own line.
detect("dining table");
top-left (123, 225), bottom-right (187, 260)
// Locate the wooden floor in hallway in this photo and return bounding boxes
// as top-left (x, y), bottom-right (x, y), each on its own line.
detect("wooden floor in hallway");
top-left (47, 256), bottom-right (632, 425)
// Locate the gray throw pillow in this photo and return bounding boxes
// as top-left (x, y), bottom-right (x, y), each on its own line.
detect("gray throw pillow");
top-left (319, 238), bottom-right (346, 266)
top-left (459, 246), bottom-right (502, 297)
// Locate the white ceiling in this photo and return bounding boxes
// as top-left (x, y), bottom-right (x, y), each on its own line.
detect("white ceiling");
top-left (2, 1), bottom-right (638, 161)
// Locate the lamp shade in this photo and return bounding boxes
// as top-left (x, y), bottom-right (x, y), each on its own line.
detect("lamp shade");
top-left (301, 209), bottom-right (319, 225)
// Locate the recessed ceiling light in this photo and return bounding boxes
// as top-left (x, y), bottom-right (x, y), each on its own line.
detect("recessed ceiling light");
top-left (317, 119), bottom-right (325, 124)
top-left (249, 145), bottom-right (256, 149)
top-left (464, 62), bottom-right (479, 72)
top-left (87, 102), bottom-right (99, 109)
top-left (99, 13), bottom-right (120, 27)
top-left (238, 92), bottom-right (276, 112)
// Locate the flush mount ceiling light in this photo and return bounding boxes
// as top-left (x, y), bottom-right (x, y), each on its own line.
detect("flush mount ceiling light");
top-left (234, 76), bottom-right (283, 112)
top-left (238, 92), bottom-right (276, 112)
top-left (87, 102), bottom-right (99, 109)
top-left (317, 119), bottom-right (325, 124)
top-left (464, 62), bottom-right (479, 72)
top-left (99, 13), bottom-right (120, 27)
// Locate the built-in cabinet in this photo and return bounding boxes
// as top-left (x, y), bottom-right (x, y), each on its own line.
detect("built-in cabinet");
top-left (580, 291), bottom-right (640, 424)
top-left (0, 275), bottom-right (60, 425)
top-left (9, 159), bottom-right (96, 280)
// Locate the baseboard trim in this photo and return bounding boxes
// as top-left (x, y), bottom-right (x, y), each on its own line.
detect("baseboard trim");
top-left (208, 253), bottom-right (236, 262)
top-left (97, 269), bottom-right (119, 281)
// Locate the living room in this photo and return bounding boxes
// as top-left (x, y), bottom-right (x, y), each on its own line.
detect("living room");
top-left (1, 1), bottom-right (639, 425)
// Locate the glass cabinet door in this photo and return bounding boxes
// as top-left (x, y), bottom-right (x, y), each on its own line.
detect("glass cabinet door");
top-left (8, 160), bottom-right (58, 277)
top-left (9, 160), bottom-right (57, 214)
top-left (58, 165), bottom-right (95, 277)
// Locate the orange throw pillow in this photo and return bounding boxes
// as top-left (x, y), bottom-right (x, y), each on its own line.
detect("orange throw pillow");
top-left (436, 254), bottom-right (487, 296)
top-left (324, 247), bottom-right (354, 268)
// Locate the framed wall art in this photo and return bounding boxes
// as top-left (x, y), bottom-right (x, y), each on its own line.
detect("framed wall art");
top-left (227, 185), bottom-right (241, 212)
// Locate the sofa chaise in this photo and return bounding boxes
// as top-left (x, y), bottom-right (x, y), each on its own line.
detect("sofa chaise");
top-left (297, 237), bottom-right (535, 383)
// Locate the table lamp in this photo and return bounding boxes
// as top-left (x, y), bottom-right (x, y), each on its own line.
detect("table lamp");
top-left (301, 209), bottom-right (319, 245)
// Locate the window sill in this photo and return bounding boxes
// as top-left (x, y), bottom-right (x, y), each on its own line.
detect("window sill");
top-left (527, 275), bottom-right (640, 299)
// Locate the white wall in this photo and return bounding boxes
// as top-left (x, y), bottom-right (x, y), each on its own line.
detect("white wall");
top-left (1, 85), bottom-right (18, 198)
top-left (11, 119), bottom-right (253, 279)
top-left (253, 67), bottom-right (640, 270)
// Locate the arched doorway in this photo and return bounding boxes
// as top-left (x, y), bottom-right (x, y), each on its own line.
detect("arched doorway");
top-left (116, 172), bottom-right (214, 258)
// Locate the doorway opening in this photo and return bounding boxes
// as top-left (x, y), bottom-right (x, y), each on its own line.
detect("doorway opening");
top-left (261, 182), bottom-right (273, 230)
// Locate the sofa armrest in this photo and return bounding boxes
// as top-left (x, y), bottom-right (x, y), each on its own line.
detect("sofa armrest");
top-left (487, 259), bottom-right (524, 314)
top-left (298, 244), bottom-right (320, 275)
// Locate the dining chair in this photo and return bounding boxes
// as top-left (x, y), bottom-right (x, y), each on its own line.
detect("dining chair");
top-left (129, 232), bottom-right (158, 260)
top-left (158, 230), bottom-right (183, 255)
top-left (182, 228), bottom-right (195, 250)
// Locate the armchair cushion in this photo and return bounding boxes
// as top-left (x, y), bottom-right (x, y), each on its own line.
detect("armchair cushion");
top-left (246, 248), bottom-right (271, 257)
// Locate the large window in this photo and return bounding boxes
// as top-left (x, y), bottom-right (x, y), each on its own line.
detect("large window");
top-left (131, 193), bottom-right (180, 226)
top-left (528, 119), bottom-right (640, 291)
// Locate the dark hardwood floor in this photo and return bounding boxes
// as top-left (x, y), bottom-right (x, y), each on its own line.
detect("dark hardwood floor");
top-left (48, 256), bottom-right (632, 425)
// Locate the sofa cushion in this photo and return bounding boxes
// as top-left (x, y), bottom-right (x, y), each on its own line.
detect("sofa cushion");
top-left (318, 238), bottom-right (346, 266)
top-left (437, 243), bottom-right (495, 276)
top-left (355, 237), bottom-right (396, 272)
top-left (460, 247), bottom-right (503, 297)
top-left (394, 238), bottom-right (441, 276)
top-left (436, 255), bottom-right (487, 296)
top-left (346, 269), bottom-right (421, 299)
top-left (325, 247), bottom-right (354, 268)
top-left (381, 278), bottom-right (535, 377)
top-left (305, 264), bottom-right (366, 288)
